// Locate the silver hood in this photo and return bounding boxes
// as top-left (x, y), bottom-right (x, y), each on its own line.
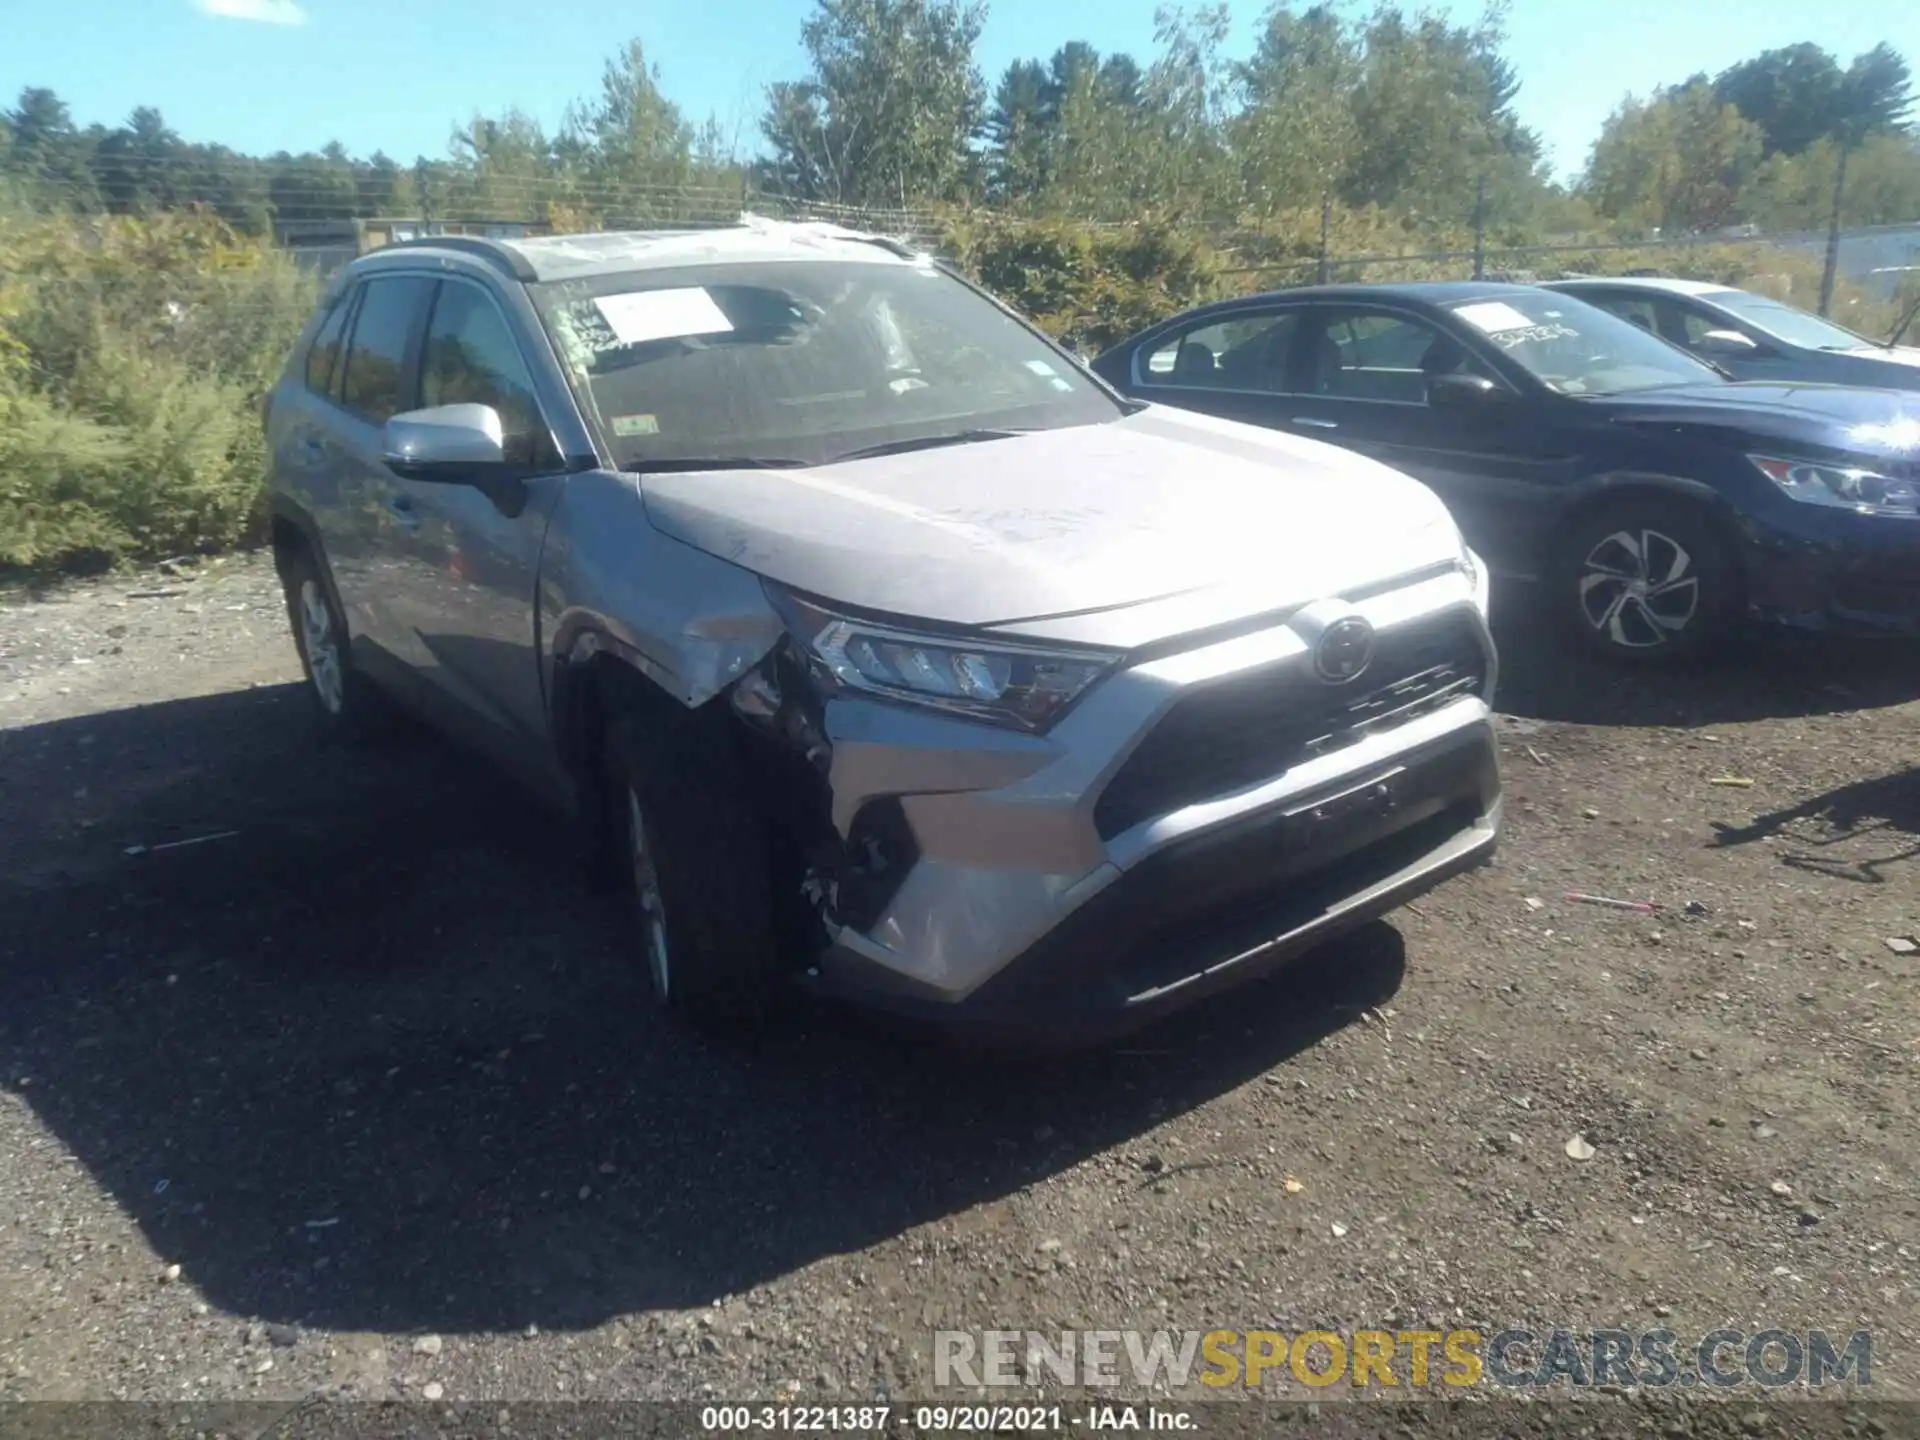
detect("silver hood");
top-left (639, 404), bottom-right (1463, 645)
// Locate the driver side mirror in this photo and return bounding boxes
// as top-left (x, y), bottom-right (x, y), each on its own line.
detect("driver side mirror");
top-left (1695, 328), bottom-right (1760, 357)
top-left (1428, 373), bottom-right (1510, 409)
top-left (383, 403), bottom-right (506, 481)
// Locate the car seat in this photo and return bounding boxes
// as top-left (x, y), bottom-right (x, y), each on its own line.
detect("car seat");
top-left (1172, 340), bottom-right (1216, 383)
top-left (1312, 332), bottom-right (1345, 393)
top-left (1418, 335), bottom-right (1473, 400)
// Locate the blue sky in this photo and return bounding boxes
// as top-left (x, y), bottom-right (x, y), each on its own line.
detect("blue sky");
top-left (3, 0), bottom-right (1912, 180)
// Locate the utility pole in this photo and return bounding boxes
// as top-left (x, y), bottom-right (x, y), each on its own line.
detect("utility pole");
top-left (1817, 144), bottom-right (1850, 317)
top-left (1317, 195), bottom-right (1331, 285)
top-left (1472, 175), bottom-right (1487, 281)
top-left (416, 159), bottom-right (434, 231)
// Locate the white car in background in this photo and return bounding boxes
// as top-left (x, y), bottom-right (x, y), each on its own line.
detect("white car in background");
top-left (1545, 277), bottom-right (1920, 392)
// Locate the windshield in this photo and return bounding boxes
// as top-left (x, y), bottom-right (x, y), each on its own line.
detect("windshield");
top-left (1703, 290), bottom-right (1877, 351)
top-left (1446, 291), bottom-right (1721, 396)
top-left (530, 259), bottom-right (1121, 469)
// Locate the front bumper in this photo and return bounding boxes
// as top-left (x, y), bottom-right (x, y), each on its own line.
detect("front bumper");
top-left (1741, 501), bottom-right (1920, 637)
top-left (802, 567), bottom-right (1501, 1044)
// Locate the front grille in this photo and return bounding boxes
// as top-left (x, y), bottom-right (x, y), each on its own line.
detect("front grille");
top-left (1092, 610), bottom-right (1487, 840)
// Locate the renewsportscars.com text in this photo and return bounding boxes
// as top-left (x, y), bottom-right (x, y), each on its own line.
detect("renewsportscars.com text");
top-left (933, 1327), bottom-right (1874, 1390)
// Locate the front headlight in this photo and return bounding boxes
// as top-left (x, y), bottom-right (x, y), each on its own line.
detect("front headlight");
top-left (770, 590), bottom-right (1118, 731)
top-left (1458, 543), bottom-right (1490, 617)
top-left (1749, 454), bottom-right (1919, 516)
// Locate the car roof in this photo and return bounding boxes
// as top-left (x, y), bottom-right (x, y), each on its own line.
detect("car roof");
top-left (1252, 280), bottom-right (1539, 306)
top-left (1147, 280), bottom-right (1554, 333)
top-left (1548, 276), bottom-right (1740, 298)
top-left (357, 215), bottom-right (925, 285)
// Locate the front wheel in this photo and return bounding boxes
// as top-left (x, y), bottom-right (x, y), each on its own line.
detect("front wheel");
top-left (604, 700), bottom-right (782, 1025)
top-left (1552, 497), bottom-right (1742, 665)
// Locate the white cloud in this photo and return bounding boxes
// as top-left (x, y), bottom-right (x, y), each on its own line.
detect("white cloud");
top-left (193, 0), bottom-right (308, 25)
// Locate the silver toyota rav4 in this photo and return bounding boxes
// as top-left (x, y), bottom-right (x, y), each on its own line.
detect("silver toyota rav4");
top-left (263, 218), bottom-right (1502, 1042)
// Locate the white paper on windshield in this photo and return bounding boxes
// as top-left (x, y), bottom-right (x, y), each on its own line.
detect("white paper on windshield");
top-left (592, 288), bottom-right (733, 346)
top-left (1454, 301), bottom-right (1535, 334)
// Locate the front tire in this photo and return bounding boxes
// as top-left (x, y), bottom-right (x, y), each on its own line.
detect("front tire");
top-left (1552, 496), bottom-right (1741, 665)
top-left (604, 698), bottom-right (781, 1025)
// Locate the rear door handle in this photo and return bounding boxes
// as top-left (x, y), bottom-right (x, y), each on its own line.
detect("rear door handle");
top-left (294, 435), bottom-right (326, 460)
top-left (1291, 416), bottom-right (1339, 430)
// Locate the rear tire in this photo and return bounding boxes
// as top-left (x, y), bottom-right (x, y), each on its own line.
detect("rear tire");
top-left (603, 694), bottom-right (781, 1026)
top-left (1550, 495), bottom-right (1741, 665)
top-left (277, 542), bottom-right (385, 741)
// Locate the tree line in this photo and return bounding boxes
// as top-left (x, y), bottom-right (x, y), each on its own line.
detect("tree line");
top-left (2, 0), bottom-right (1915, 243)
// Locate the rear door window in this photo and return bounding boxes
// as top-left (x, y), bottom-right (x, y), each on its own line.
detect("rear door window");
top-left (339, 276), bottom-right (434, 424)
top-left (1585, 292), bottom-right (1662, 335)
top-left (1143, 311), bottom-right (1300, 392)
top-left (1306, 308), bottom-right (1494, 404)
top-left (304, 292), bottom-right (354, 397)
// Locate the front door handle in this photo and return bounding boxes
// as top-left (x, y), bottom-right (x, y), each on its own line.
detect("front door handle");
top-left (1291, 416), bottom-right (1340, 430)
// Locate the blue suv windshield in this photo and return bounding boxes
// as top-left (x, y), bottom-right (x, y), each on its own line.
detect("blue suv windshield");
top-left (532, 259), bottom-right (1121, 469)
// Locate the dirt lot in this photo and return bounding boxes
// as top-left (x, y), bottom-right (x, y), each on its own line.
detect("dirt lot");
top-left (0, 552), bottom-right (1916, 1426)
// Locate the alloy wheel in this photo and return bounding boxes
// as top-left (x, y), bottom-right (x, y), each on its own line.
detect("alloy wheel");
top-left (1576, 528), bottom-right (1701, 649)
top-left (299, 579), bottom-right (345, 714)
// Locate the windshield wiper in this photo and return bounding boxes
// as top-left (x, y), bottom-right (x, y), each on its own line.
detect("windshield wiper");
top-left (829, 428), bottom-right (1029, 464)
top-left (625, 457), bottom-right (809, 473)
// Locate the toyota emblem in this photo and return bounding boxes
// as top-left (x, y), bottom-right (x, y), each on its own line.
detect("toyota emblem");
top-left (1313, 616), bottom-right (1376, 683)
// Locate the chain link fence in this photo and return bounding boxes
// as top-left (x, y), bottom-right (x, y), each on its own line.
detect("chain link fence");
top-left (18, 151), bottom-right (1904, 338)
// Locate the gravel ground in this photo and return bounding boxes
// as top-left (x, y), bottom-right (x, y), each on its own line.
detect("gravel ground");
top-left (0, 553), bottom-right (1916, 1430)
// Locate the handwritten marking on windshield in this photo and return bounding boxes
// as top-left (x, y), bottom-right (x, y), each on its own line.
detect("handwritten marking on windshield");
top-left (1489, 323), bottom-right (1580, 349)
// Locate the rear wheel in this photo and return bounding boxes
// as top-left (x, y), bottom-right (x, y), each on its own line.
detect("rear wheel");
top-left (604, 695), bottom-right (782, 1025)
top-left (1552, 495), bottom-right (1741, 665)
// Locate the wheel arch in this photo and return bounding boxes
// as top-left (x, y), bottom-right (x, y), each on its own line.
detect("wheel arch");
top-left (1551, 470), bottom-right (1750, 585)
top-left (266, 497), bottom-right (354, 638)
top-left (267, 494), bottom-right (323, 569)
top-left (547, 621), bottom-right (714, 798)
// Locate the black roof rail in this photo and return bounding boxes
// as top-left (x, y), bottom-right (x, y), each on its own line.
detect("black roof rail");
top-left (381, 234), bottom-right (538, 282)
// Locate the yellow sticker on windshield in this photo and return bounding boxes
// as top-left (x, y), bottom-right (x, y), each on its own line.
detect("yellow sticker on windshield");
top-left (611, 414), bottom-right (659, 437)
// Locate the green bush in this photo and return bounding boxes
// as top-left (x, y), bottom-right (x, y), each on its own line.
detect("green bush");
top-left (0, 389), bottom-right (131, 568)
top-left (943, 214), bottom-right (1228, 353)
top-left (0, 207), bottom-right (315, 571)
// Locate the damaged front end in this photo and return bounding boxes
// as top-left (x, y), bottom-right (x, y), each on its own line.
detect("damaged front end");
top-left (721, 585), bottom-right (1104, 977)
top-left (726, 640), bottom-right (920, 949)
